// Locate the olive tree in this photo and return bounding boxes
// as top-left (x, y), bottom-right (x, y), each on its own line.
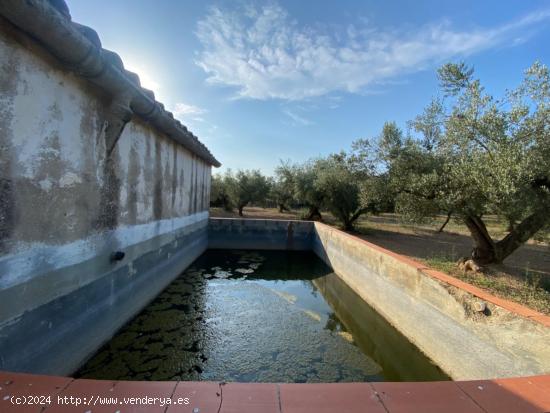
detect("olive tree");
top-left (210, 172), bottom-right (233, 211)
top-left (226, 169), bottom-right (270, 216)
top-left (364, 62), bottom-right (550, 264)
top-left (271, 161), bottom-right (296, 212)
top-left (313, 153), bottom-right (373, 230)
top-left (291, 161), bottom-right (325, 221)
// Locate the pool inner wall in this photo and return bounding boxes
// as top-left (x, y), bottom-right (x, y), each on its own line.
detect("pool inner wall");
top-left (1, 217), bottom-right (548, 380)
top-left (210, 218), bottom-right (550, 380)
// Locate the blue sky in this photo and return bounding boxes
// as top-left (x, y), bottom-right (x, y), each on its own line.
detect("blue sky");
top-left (67, 0), bottom-right (550, 174)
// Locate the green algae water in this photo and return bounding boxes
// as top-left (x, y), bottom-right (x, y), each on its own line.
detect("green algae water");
top-left (76, 250), bottom-right (448, 382)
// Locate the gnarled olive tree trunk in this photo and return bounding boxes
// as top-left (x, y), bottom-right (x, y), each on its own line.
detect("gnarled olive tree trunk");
top-left (304, 206), bottom-right (322, 221)
top-left (278, 203), bottom-right (290, 213)
top-left (437, 211), bottom-right (453, 233)
top-left (340, 207), bottom-right (369, 231)
top-left (464, 209), bottom-right (549, 264)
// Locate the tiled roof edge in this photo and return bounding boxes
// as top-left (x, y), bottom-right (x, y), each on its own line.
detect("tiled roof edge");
top-left (0, 0), bottom-right (221, 167)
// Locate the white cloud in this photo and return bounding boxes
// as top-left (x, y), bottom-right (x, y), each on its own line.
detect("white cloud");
top-left (172, 102), bottom-right (207, 122)
top-left (195, 4), bottom-right (550, 101)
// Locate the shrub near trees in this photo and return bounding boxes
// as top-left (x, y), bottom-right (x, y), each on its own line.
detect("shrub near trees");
top-left (211, 62), bottom-right (549, 266)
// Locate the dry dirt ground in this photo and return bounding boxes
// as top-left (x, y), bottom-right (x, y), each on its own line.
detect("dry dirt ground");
top-left (210, 207), bottom-right (550, 314)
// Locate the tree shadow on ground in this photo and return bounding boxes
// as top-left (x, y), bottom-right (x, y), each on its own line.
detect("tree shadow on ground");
top-left (358, 226), bottom-right (550, 283)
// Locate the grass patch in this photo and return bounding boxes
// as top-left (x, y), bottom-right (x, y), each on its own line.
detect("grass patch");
top-left (422, 255), bottom-right (550, 315)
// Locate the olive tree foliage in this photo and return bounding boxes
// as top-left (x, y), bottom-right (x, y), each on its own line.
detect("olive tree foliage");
top-left (291, 160), bottom-right (326, 221)
top-left (357, 62), bottom-right (549, 264)
top-left (210, 169), bottom-right (271, 216)
top-left (210, 172), bottom-right (233, 211)
top-left (275, 153), bottom-right (377, 230)
top-left (271, 161), bottom-right (296, 212)
top-left (225, 169), bottom-right (271, 216)
top-left (313, 153), bottom-right (372, 230)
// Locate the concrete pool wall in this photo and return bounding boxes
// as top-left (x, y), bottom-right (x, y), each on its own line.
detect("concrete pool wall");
top-left (210, 218), bottom-right (550, 380)
top-left (0, 1), bottom-right (218, 376)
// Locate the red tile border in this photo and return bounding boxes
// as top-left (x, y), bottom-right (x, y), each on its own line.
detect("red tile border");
top-left (0, 372), bottom-right (72, 413)
top-left (108, 380), bottom-right (178, 412)
top-left (314, 221), bottom-right (550, 327)
top-left (493, 376), bottom-right (550, 411)
top-left (221, 383), bottom-right (280, 413)
top-left (167, 381), bottom-right (221, 413)
top-left (279, 382), bottom-right (386, 413)
top-left (371, 381), bottom-right (485, 413)
top-left (457, 379), bottom-right (543, 413)
top-left (1, 372), bottom-right (550, 413)
top-left (43, 378), bottom-right (118, 412)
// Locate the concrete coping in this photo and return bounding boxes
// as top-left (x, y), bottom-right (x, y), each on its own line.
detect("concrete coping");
top-left (314, 221), bottom-right (550, 328)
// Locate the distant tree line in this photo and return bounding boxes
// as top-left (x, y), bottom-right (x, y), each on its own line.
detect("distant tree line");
top-left (211, 62), bottom-right (549, 265)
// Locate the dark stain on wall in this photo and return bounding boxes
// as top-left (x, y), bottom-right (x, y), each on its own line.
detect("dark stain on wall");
top-left (143, 135), bottom-right (152, 214)
top-left (196, 156), bottom-right (200, 214)
top-left (95, 120), bottom-right (121, 231)
top-left (179, 168), bottom-right (184, 214)
top-left (78, 97), bottom-right (102, 235)
top-left (0, 146), bottom-right (15, 253)
top-left (14, 131), bottom-right (102, 244)
top-left (201, 165), bottom-right (206, 211)
top-left (187, 155), bottom-right (193, 215)
top-left (191, 155), bottom-right (197, 214)
top-left (0, 39), bottom-right (17, 253)
top-left (153, 140), bottom-right (162, 220)
top-left (127, 145), bottom-right (140, 225)
top-left (163, 156), bottom-right (170, 219)
top-left (171, 145), bottom-right (177, 214)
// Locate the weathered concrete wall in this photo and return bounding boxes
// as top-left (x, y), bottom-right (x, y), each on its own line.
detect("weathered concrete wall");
top-left (208, 218), bottom-right (315, 250)
top-left (0, 20), bottom-right (213, 374)
top-left (312, 222), bottom-right (550, 380)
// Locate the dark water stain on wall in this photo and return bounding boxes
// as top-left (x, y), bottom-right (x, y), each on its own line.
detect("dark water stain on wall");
top-left (78, 98), bottom-right (102, 235)
top-left (126, 145), bottom-right (140, 225)
top-left (171, 145), bottom-right (177, 214)
top-left (201, 166), bottom-right (206, 211)
top-left (188, 155), bottom-right (195, 215)
top-left (48, 101), bottom-right (63, 122)
top-left (179, 168), bottom-right (184, 215)
top-left (95, 121), bottom-right (121, 231)
top-left (0, 40), bottom-right (18, 253)
top-left (163, 156), bottom-right (171, 219)
top-left (143, 136), bottom-right (153, 214)
top-left (193, 155), bottom-right (198, 214)
top-left (153, 140), bottom-right (163, 220)
top-left (15, 133), bottom-right (69, 243)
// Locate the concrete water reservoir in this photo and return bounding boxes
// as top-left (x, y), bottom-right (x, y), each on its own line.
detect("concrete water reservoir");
top-left (1, 1), bottom-right (549, 411)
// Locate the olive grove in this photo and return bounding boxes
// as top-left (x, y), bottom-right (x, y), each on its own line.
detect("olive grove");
top-left (210, 62), bottom-right (549, 265)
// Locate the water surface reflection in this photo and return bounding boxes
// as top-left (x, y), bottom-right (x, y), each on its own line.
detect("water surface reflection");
top-left (76, 250), bottom-right (448, 382)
